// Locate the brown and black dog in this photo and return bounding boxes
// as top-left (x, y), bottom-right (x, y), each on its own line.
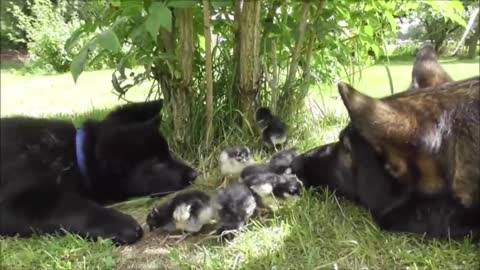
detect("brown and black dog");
top-left (292, 50), bottom-right (480, 241)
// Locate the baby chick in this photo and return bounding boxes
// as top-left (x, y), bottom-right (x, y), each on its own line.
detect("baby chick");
top-left (218, 146), bottom-right (255, 187)
top-left (240, 163), bottom-right (272, 180)
top-left (240, 148), bottom-right (300, 180)
top-left (255, 107), bottom-right (288, 151)
top-left (146, 190), bottom-right (214, 234)
top-left (271, 173), bottom-right (304, 201)
top-left (269, 147), bottom-right (300, 174)
top-left (241, 172), bottom-right (304, 210)
top-left (213, 183), bottom-right (257, 239)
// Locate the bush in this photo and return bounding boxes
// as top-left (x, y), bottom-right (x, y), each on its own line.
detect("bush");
top-left (7, 0), bottom-right (113, 73)
top-left (390, 41), bottom-right (422, 58)
top-left (0, 0), bottom-right (27, 50)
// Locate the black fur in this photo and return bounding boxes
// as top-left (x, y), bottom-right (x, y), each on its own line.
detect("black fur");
top-left (0, 100), bottom-right (197, 245)
top-left (291, 125), bottom-right (480, 241)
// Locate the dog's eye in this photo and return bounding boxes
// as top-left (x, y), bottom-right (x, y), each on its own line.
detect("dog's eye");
top-left (384, 162), bottom-right (404, 178)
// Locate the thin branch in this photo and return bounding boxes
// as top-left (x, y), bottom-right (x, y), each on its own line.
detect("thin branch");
top-left (270, 40), bottom-right (279, 112)
top-left (300, 33), bottom-right (315, 96)
top-left (284, 1), bottom-right (311, 88)
top-left (203, 0), bottom-right (214, 145)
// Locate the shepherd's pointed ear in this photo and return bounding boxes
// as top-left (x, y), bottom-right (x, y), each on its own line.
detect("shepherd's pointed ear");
top-left (337, 82), bottom-right (416, 143)
top-left (104, 99), bottom-right (164, 124)
top-left (408, 45), bottom-right (453, 90)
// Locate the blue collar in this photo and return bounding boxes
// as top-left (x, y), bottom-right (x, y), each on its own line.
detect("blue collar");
top-left (76, 128), bottom-right (88, 178)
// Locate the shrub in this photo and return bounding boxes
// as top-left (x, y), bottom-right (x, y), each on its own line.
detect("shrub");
top-left (7, 0), bottom-right (113, 73)
top-left (0, 0), bottom-right (27, 50)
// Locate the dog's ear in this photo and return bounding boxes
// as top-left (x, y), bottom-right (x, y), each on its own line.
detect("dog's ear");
top-left (104, 99), bottom-right (164, 125)
top-left (337, 82), bottom-right (416, 144)
top-left (337, 82), bottom-right (448, 194)
top-left (408, 45), bottom-right (453, 90)
top-left (337, 82), bottom-right (416, 185)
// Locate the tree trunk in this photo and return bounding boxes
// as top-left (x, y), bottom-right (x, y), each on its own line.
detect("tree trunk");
top-left (154, 9), bottom-right (194, 145)
top-left (231, 0), bottom-right (243, 124)
top-left (202, 0), bottom-right (214, 145)
top-left (236, 0), bottom-right (262, 129)
top-left (466, 29), bottom-right (479, 59)
top-left (173, 8), bottom-right (194, 144)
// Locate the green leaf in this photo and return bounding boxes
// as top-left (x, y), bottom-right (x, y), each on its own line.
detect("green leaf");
top-left (335, 4), bottom-right (350, 20)
top-left (166, 0), bottom-right (197, 8)
top-left (264, 22), bottom-right (282, 36)
top-left (362, 25), bottom-right (374, 36)
top-left (97, 30), bottom-right (121, 53)
top-left (145, 2), bottom-right (172, 38)
top-left (121, 1), bottom-right (144, 17)
top-left (384, 12), bottom-right (397, 32)
top-left (71, 44), bottom-right (91, 84)
top-left (212, 0), bottom-right (232, 8)
top-left (65, 26), bottom-right (86, 53)
top-left (110, 0), bottom-right (121, 7)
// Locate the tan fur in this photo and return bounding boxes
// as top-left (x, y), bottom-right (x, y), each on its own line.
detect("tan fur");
top-left (338, 82), bottom-right (417, 144)
top-left (415, 152), bottom-right (445, 194)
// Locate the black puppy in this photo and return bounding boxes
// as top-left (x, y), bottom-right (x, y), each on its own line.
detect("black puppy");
top-left (255, 107), bottom-right (287, 150)
top-left (0, 100), bottom-right (197, 245)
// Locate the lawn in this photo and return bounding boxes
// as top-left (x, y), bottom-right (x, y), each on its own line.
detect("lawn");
top-left (1, 58), bottom-right (479, 270)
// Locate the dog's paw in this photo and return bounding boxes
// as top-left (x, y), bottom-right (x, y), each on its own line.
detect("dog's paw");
top-left (83, 209), bottom-right (144, 245)
top-left (110, 224), bottom-right (143, 245)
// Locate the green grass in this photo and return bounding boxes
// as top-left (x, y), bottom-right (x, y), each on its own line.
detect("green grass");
top-left (1, 58), bottom-right (479, 270)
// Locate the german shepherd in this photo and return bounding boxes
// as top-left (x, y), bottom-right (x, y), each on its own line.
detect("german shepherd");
top-left (292, 51), bottom-right (480, 241)
top-left (0, 100), bottom-right (197, 245)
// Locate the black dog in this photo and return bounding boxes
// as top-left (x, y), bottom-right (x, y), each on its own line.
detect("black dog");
top-left (0, 100), bottom-right (197, 245)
